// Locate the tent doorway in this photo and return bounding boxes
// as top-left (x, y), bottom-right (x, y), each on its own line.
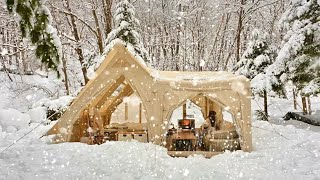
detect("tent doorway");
top-left (72, 77), bottom-right (149, 144)
top-left (168, 100), bottom-right (205, 129)
top-left (165, 96), bottom-right (241, 157)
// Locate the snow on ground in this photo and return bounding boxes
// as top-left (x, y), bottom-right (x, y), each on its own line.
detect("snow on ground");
top-left (0, 119), bottom-right (319, 179)
top-left (0, 97), bottom-right (319, 179)
top-left (0, 72), bottom-right (64, 112)
top-left (253, 94), bottom-right (320, 132)
top-left (0, 72), bottom-right (320, 179)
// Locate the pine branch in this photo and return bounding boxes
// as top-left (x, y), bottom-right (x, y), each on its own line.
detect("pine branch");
top-left (6, 0), bottom-right (61, 76)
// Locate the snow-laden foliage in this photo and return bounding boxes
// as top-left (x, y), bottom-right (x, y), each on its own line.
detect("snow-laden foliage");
top-left (267, 0), bottom-right (320, 96)
top-left (234, 29), bottom-right (276, 94)
top-left (6, 0), bottom-right (62, 76)
top-left (33, 96), bottom-right (74, 121)
top-left (33, 96), bottom-right (74, 111)
top-left (302, 78), bottom-right (320, 95)
top-left (105, 0), bottom-right (149, 64)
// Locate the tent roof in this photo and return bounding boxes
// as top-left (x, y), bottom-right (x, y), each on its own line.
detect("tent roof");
top-left (93, 42), bottom-right (248, 89)
top-left (150, 69), bottom-right (248, 87)
top-left (152, 70), bottom-right (241, 81)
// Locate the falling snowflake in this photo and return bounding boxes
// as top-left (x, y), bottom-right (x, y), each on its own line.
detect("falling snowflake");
top-left (1, 48), bottom-right (8, 56)
top-left (183, 169), bottom-right (189, 176)
top-left (200, 60), bottom-right (206, 67)
top-left (26, 95), bottom-right (33, 100)
top-left (87, 127), bottom-right (93, 133)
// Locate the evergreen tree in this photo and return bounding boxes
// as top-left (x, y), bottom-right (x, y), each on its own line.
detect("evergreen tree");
top-left (6, 0), bottom-right (61, 75)
top-left (234, 29), bottom-right (274, 79)
top-left (234, 29), bottom-right (276, 118)
top-left (105, 0), bottom-right (149, 65)
top-left (268, 0), bottom-right (320, 96)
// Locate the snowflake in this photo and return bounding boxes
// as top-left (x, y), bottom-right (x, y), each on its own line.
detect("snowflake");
top-left (1, 48), bottom-right (8, 56)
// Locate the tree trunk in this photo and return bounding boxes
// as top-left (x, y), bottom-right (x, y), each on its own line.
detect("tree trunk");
top-left (235, 0), bottom-right (245, 62)
top-left (64, 0), bottom-right (89, 84)
top-left (293, 88), bottom-right (297, 110)
top-left (102, 0), bottom-right (113, 37)
top-left (91, 0), bottom-right (104, 54)
top-left (301, 96), bottom-right (307, 114)
top-left (307, 97), bottom-right (311, 115)
top-left (14, 40), bottom-right (20, 73)
top-left (175, 27), bottom-right (180, 71)
top-left (21, 40), bottom-right (27, 73)
top-left (175, 4), bottom-right (182, 71)
top-left (263, 90), bottom-right (268, 117)
top-left (217, 13), bottom-right (230, 69)
top-left (61, 52), bottom-right (70, 95)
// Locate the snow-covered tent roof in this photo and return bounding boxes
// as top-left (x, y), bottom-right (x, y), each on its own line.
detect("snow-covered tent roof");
top-left (47, 43), bottom-right (252, 152)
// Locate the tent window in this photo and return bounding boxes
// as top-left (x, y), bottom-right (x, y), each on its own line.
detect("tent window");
top-left (222, 110), bottom-right (233, 123)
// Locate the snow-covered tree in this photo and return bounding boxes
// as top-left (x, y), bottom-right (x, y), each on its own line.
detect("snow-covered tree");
top-left (268, 0), bottom-right (320, 96)
top-left (6, 0), bottom-right (61, 75)
top-left (234, 29), bottom-right (276, 117)
top-left (234, 29), bottom-right (274, 79)
top-left (105, 0), bottom-right (149, 65)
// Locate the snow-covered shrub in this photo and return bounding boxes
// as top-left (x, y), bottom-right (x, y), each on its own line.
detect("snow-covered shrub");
top-left (27, 107), bottom-right (47, 123)
top-left (0, 108), bottom-right (31, 131)
top-left (33, 96), bottom-right (74, 121)
top-left (254, 110), bottom-right (269, 121)
top-left (6, 126), bottom-right (17, 133)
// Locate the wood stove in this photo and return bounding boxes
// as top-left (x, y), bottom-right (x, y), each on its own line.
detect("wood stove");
top-left (178, 119), bottom-right (195, 130)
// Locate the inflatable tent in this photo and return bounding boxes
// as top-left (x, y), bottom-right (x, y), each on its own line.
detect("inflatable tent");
top-left (47, 43), bottom-right (252, 153)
